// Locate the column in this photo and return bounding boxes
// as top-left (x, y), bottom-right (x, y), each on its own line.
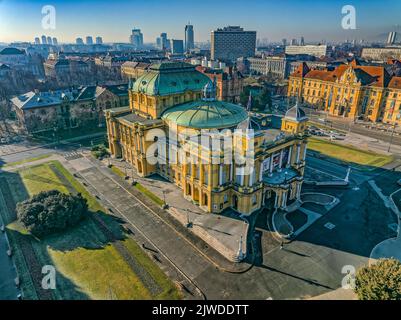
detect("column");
top-left (296, 144), bottom-right (300, 164)
top-left (259, 161), bottom-right (263, 181)
top-left (219, 165), bottom-right (223, 185)
top-left (281, 191), bottom-right (287, 208)
top-left (279, 149), bottom-right (284, 169)
top-left (287, 146), bottom-right (292, 167)
top-left (274, 193), bottom-right (278, 208)
top-left (297, 183), bottom-right (302, 200)
top-left (302, 143), bottom-right (307, 162)
top-left (269, 155), bottom-right (273, 173)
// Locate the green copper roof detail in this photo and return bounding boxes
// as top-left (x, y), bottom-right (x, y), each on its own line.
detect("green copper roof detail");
top-left (161, 100), bottom-right (248, 129)
top-left (132, 62), bottom-right (210, 96)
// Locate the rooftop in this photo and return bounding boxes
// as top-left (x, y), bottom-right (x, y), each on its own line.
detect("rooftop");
top-left (132, 61), bottom-right (210, 96)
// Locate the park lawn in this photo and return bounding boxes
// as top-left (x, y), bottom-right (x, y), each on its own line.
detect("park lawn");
top-left (3, 161), bottom-right (181, 300)
top-left (111, 165), bottom-right (165, 206)
top-left (308, 137), bottom-right (393, 167)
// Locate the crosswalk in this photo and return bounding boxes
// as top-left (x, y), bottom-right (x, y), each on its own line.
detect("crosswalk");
top-left (64, 151), bottom-right (83, 161)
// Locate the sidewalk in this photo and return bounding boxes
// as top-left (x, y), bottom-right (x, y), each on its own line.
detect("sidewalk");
top-left (100, 156), bottom-right (249, 266)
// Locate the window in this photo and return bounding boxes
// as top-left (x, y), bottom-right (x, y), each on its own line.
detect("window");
top-left (224, 194), bottom-right (228, 203)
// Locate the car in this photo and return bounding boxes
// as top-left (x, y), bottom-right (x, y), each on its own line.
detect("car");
top-left (397, 179), bottom-right (401, 186)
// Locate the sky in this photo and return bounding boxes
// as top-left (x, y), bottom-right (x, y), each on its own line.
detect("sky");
top-left (0, 0), bottom-right (400, 44)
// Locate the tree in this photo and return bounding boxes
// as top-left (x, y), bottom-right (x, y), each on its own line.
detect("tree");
top-left (17, 190), bottom-right (88, 237)
top-left (354, 258), bottom-right (401, 300)
top-left (91, 144), bottom-right (109, 159)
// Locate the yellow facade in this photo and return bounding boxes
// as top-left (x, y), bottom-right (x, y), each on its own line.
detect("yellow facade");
top-left (106, 62), bottom-right (309, 215)
top-left (288, 61), bottom-right (401, 124)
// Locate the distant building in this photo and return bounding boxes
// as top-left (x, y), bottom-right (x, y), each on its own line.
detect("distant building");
top-left (0, 47), bottom-right (42, 76)
top-left (121, 61), bottom-right (150, 81)
top-left (300, 37), bottom-right (305, 46)
top-left (285, 45), bottom-right (331, 58)
top-left (47, 36), bottom-right (53, 45)
top-left (289, 60), bottom-right (329, 75)
top-left (130, 28), bottom-right (144, 48)
top-left (248, 55), bottom-right (292, 78)
top-left (170, 39), bottom-right (184, 55)
top-left (34, 37), bottom-right (40, 45)
top-left (41, 35), bottom-right (47, 45)
top-left (185, 24), bottom-right (194, 52)
top-left (96, 36), bottom-right (103, 45)
top-left (361, 47), bottom-right (401, 62)
top-left (196, 65), bottom-right (244, 103)
top-left (76, 38), bottom-right (84, 45)
top-left (44, 54), bottom-right (90, 82)
top-left (387, 32), bottom-right (397, 45)
top-left (211, 26), bottom-right (256, 61)
top-left (11, 84), bottom-right (129, 133)
top-left (86, 36), bottom-right (93, 45)
top-left (52, 37), bottom-right (58, 45)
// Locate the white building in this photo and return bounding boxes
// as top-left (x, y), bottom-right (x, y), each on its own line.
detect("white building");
top-left (248, 55), bottom-right (291, 78)
top-left (285, 45), bottom-right (331, 58)
top-left (361, 47), bottom-right (401, 62)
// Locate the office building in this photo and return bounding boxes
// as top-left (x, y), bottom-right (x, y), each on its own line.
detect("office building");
top-left (86, 36), bottom-right (94, 45)
top-left (47, 36), bottom-right (53, 45)
top-left (52, 37), bottom-right (58, 45)
top-left (130, 28), bottom-right (144, 48)
top-left (96, 36), bottom-right (103, 45)
top-left (76, 38), bottom-right (84, 45)
top-left (387, 32), bottom-right (397, 45)
top-left (41, 35), bottom-right (47, 45)
top-left (285, 45), bottom-right (331, 58)
top-left (170, 39), bottom-right (184, 55)
top-left (361, 47), bottom-right (401, 62)
top-left (34, 37), bottom-right (40, 45)
top-left (185, 24), bottom-right (194, 52)
top-left (211, 26), bottom-right (256, 61)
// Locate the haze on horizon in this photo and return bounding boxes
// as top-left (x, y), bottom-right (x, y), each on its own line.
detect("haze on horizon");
top-left (0, 0), bottom-right (400, 44)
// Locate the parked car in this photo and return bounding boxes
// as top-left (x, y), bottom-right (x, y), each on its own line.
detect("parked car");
top-left (397, 179), bottom-right (401, 186)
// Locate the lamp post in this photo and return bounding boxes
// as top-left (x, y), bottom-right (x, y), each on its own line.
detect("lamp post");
top-left (162, 190), bottom-right (168, 209)
top-left (186, 209), bottom-right (192, 228)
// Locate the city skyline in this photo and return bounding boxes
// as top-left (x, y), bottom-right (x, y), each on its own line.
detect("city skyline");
top-left (1, 0), bottom-right (401, 44)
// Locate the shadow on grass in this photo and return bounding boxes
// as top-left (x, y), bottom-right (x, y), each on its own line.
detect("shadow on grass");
top-left (0, 168), bottom-right (129, 300)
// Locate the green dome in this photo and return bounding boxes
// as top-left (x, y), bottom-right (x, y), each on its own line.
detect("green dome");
top-left (132, 62), bottom-right (210, 96)
top-left (161, 100), bottom-right (248, 129)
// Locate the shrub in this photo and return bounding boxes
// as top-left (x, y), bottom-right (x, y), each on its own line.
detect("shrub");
top-left (354, 258), bottom-right (401, 300)
top-left (91, 144), bottom-right (109, 159)
top-left (17, 190), bottom-right (88, 237)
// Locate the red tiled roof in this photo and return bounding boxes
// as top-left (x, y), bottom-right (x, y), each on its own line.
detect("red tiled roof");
top-left (388, 76), bottom-right (401, 89)
top-left (291, 62), bottom-right (310, 78)
top-left (298, 63), bottom-right (390, 88)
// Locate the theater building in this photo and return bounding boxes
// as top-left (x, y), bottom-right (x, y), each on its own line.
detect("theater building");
top-left (106, 62), bottom-right (308, 215)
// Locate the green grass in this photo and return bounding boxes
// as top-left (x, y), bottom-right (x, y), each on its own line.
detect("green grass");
top-left (308, 137), bottom-right (393, 167)
top-left (1, 154), bottom-right (52, 168)
top-left (111, 165), bottom-right (165, 206)
top-left (1, 161), bottom-right (180, 300)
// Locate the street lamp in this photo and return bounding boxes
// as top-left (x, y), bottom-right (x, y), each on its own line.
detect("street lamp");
top-left (185, 209), bottom-right (192, 228)
top-left (161, 190), bottom-right (168, 209)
